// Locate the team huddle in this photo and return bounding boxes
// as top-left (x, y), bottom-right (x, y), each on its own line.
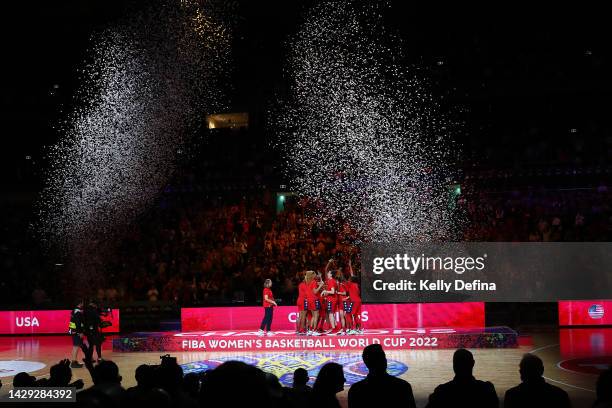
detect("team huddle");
top-left (296, 259), bottom-right (363, 336)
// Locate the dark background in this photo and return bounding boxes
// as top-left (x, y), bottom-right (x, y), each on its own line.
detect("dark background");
top-left (2, 2), bottom-right (611, 191)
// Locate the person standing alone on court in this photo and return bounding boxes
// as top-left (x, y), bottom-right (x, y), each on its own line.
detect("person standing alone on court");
top-left (258, 279), bottom-right (277, 336)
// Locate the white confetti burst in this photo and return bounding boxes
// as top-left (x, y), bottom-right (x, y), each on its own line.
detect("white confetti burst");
top-left (38, 0), bottom-right (231, 273)
top-left (273, 1), bottom-right (459, 243)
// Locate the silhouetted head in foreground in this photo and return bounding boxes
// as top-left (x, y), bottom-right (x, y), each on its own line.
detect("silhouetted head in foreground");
top-left (158, 361), bottom-right (184, 392)
top-left (595, 367), bottom-right (612, 404)
top-left (135, 364), bottom-right (154, 388)
top-left (313, 362), bottom-right (345, 395)
top-left (49, 361), bottom-right (72, 386)
top-left (183, 372), bottom-right (200, 397)
top-left (76, 389), bottom-right (116, 408)
top-left (202, 361), bottom-right (269, 406)
top-left (519, 353), bottom-right (544, 382)
top-left (265, 372), bottom-right (284, 399)
top-left (293, 367), bottom-right (309, 388)
top-left (93, 360), bottom-right (122, 385)
top-left (362, 344), bottom-right (387, 375)
top-left (13, 372), bottom-right (36, 387)
top-left (453, 348), bottom-right (475, 378)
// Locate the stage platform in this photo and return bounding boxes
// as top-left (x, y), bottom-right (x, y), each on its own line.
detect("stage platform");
top-left (113, 326), bottom-right (519, 352)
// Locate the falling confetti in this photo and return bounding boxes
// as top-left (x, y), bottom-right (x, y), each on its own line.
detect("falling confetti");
top-left (38, 0), bottom-right (231, 281)
top-left (273, 0), bottom-right (460, 243)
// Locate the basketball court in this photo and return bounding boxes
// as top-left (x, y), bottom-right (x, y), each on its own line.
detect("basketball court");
top-left (0, 327), bottom-right (608, 407)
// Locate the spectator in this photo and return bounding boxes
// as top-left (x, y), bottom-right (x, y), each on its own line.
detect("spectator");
top-left (311, 363), bottom-right (345, 408)
top-left (293, 367), bottom-right (311, 390)
top-left (76, 389), bottom-right (117, 408)
top-left (86, 360), bottom-right (126, 406)
top-left (200, 361), bottom-right (270, 406)
top-left (47, 359), bottom-right (84, 389)
top-left (348, 344), bottom-right (416, 408)
top-left (593, 367), bottom-right (612, 408)
top-left (156, 359), bottom-right (197, 408)
top-left (48, 360), bottom-right (73, 387)
top-left (182, 373), bottom-right (200, 400)
top-left (265, 372), bottom-right (287, 407)
top-left (135, 364), bottom-right (155, 388)
top-left (13, 372), bottom-right (36, 387)
top-left (286, 368), bottom-right (312, 408)
top-left (126, 364), bottom-right (155, 402)
top-left (147, 286), bottom-right (160, 302)
top-left (426, 348), bottom-right (499, 408)
top-left (504, 354), bottom-right (571, 408)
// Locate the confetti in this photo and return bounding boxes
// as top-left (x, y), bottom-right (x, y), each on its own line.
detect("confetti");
top-left (273, 1), bottom-right (460, 243)
top-left (37, 0), bottom-right (231, 275)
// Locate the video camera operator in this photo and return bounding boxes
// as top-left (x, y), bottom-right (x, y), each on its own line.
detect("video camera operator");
top-left (82, 301), bottom-right (112, 363)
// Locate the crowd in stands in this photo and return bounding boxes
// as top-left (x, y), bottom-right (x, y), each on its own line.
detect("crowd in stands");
top-left (460, 187), bottom-right (612, 242)
top-left (6, 344), bottom-right (612, 408)
top-left (99, 194), bottom-right (359, 306)
top-left (95, 184), bottom-right (611, 306)
top-left (2, 181), bottom-right (611, 308)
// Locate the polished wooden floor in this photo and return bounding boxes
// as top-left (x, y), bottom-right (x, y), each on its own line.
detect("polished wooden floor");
top-left (0, 329), bottom-right (608, 407)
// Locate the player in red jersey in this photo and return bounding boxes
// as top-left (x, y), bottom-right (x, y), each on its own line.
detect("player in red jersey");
top-left (318, 259), bottom-right (334, 332)
top-left (342, 278), bottom-right (354, 334)
top-left (347, 276), bottom-right (362, 334)
top-left (346, 258), bottom-right (362, 334)
top-left (314, 272), bottom-right (325, 332)
top-left (336, 272), bottom-right (349, 335)
top-left (296, 272), bottom-right (309, 334)
top-left (305, 270), bottom-right (324, 335)
top-left (342, 278), bottom-right (356, 334)
top-left (320, 265), bottom-right (339, 334)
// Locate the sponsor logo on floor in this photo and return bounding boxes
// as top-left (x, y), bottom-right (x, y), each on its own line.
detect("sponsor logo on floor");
top-left (181, 352), bottom-right (408, 386)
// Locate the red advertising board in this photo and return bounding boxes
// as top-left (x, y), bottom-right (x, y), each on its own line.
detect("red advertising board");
top-left (558, 300), bottom-right (612, 326)
top-left (181, 302), bottom-right (484, 332)
top-left (0, 309), bottom-right (120, 335)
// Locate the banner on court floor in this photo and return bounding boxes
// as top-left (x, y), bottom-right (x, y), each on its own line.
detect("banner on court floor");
top-left (114, 326), bottom-right (516, 352)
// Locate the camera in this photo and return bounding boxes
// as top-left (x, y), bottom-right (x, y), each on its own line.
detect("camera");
top-left (160, 354), bottom-right (177, 367)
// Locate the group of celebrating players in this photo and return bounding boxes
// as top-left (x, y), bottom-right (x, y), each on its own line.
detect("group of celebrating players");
top-left (296, 259), bottom-right (363, 336)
